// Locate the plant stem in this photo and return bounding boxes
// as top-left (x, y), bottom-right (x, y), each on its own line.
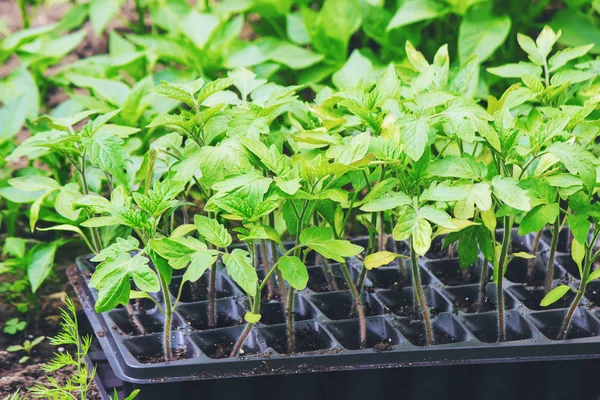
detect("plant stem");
top-left (410, 238), bottom-right (433, 345)
top-left (268, 214), bottom-right (286, 303)
top-left (377, 211), bottom-right (385, 252)
top-left (356, 265), bottom-right (367, 294)
top-left (19, 0), bottom-right (29, 29)
top-left (231, 284), bottom-right (261, 357)
top-left (230, 322), bottom-right (253, 357)
top-left (125, 303), bottom-right (146, 335)
top-left (158, 273), bottom-right (173, 361)
top-left (260, 240), bottom-right (276, 299)
top-left (478, 258), bottom-right (488, 312)
top-left (286, 286), bottom-right (295, 352)
top-left (208, 263), bottom-right (216, 327)
top-left (527, 229), bottom-right (543, 284)
top-left (496, 216), bottom-right (513, 342)
top-left (545, 220), bottom-right (560, 293)
top-left (340, 261), bottom-right (367, 346)
top-left (135, 0), bottom-right (145, 33)
top-left (559, 231), bottom-right (598, 339)
top-left (321, 255), bottom-right (338, 291)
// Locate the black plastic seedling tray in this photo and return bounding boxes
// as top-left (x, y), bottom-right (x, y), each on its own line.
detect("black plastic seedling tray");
top-left (71, 230), bottom-right (600, 400)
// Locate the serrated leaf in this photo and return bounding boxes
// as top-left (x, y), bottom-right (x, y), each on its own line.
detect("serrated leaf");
top-left (223, 249), bottom-right (258, 296)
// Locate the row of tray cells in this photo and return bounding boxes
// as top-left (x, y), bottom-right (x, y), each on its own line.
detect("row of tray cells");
top-left (109, 267), bottom-right (600, 347)
top-left (119, 304), bottom-right (600, 365)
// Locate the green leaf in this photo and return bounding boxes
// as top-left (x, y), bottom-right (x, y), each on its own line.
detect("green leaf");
top-left (300, 226), bottom-right (334, 243)
top-left (90, 254), bottom-right (159, 312)
top-left (398, 115), bottom-right (429, 161)
top-left (307, 0), bottom-right (362, 61)
top-left (458, 6), bottom-right (511, 64)
top-left (27, 243), bottom-right (58, 293)
top-left (487, 62), bottom-right (542, 78)
top-left (492, 177), bottom-right (531, 211)
top-left (90, 0), bottom-right (124, 36)
top-left (365, 251), bottom-right (397, 270)
top-left (551, 10), bottom-right (600, 54)
top-left (567, 214), bottom-right (590, 245)
top-left (548, 142), bottom-right (597, 193)
top-left (549, 44), bottom-right (594, 72)
top-left (9, 176), bottom-right (59, 192)
top-left (540, 284), bottom-right (571, 307)
top-left (66, 74), bottom-right (130, 106)
top-left (387, 0), bottom-right (443, 31)
top-left (180, 10), bottom-right (220, 49)
top-left (182, 250), bottom-right (217, 284)
top-left (278, 256), bottom-right (308, 290)
top-left (244, 311), bottom-right (262, 324)
top-left (419, 206), bottom-right (456, 229)
top-left (55, 183), bottom-right (82, 221)
top-left (89, 135), bottom-right (129, 188)
top-left (587, 269), bottom-right (600, 284)
top-left (300, 227), bottom-right (362, 262)
top-left (359, 192), bottom-right (411, 212)
top-left (518, 204), bottom-right (560, 235)
top-left (428, 155), bottom-right (486, 179)
top-left (513, 252), bottom-right (536, 259)
top-left (413, 216), bottom-right (432, 256)
top-left (393, 206), bottom-right (417, 242)
top-left (91, 237), bottom-right (139, 262)
top-left (223, 249), bottom-right (258, 296)
top-left (331, 50), bottom-right (375, 89)
top-left (194, 215), bottom-right (233, 248)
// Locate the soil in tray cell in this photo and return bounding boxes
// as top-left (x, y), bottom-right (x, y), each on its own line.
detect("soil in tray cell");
top-left (259, 296), bottom-right (319, 325)
top-left (261, 323), bottom-right (335, 354)
top-left (177, 299), bottom-right (244, 331)
top-left (310, 290), bottom-right (382, 320)
top-left (108, 309), bottom-right (163, 336)
top-left (169, 274), bottom-right (237, 303)
top-left (424, 259), bottom-right (489, 286)
top-left (193, 327), bottom-right (261, 359)
top-left (376, 286), bottom-right (450, 320)
top-left (325, 317), bottom-right (402, 350)
top-left (442, 284), bottom-right (511, 314)
top-left (462, 311), bottom-right (534, 343)
top-left (124, 333), bottom-right (198, 364)
top-left (528, 309), bottom-right (600, 340)
top-left (508, 285), bottom-right (575, 311)
top-left (504, 257), bottom-right (564, 287)
top-left (395, 314), bottom-right (469, 346)
top-left (306, 265), bottom-right (349, 293)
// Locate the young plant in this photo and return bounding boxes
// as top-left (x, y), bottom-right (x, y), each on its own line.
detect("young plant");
top-left (28, 297), bottom-right (96, 399)
top-left (3, 318), bottom-right (26, 335)
top-left (541, 193), bottom-right (600, 339)
top-left (6, 335), bottom-right (44, 363)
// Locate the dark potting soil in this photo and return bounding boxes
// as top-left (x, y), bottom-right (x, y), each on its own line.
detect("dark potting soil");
top-left (406, 329), bottom-right (455, 347)
top-left (136, 346), bottom-right (189, 364)
top-left (307, 269), bottom-right (348, 293)
top-left (271, 326), bottom-right (329, 354)
top-left (373, 341), bottom-right (394, 352)
top-left (111, 313), bottom-right (163, 336)
top-left (184, 311), bottom-right (242, 331)
top-left (431, 267), bottom-right (482, 286)
top-left (521, 289), bottom-right (574, 310)
top-left (170, 277), bottom-right (234, 303)
top-left (389, 304), bottom-right (438, 320)
top-left (453, 296), bottom-right (496, 314)
top-left (203, 340), bottom-right (233, 359)
top-left (541, 325), bottom-right (595, 341)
